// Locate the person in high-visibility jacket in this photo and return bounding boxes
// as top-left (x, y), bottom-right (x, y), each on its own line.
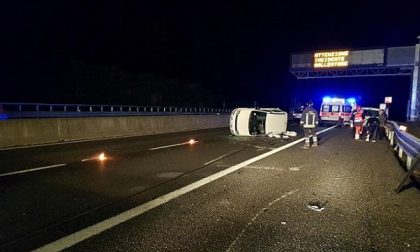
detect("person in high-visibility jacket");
top-left (300, 101), bottom-right (319, 149)
top-left (351, 105), bottom-right (365, 140)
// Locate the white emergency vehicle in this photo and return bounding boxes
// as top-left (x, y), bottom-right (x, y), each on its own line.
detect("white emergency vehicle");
top-left (230, 108), bottom-right (288, 136)
top-left (319, 97), bottom-right (355, 125)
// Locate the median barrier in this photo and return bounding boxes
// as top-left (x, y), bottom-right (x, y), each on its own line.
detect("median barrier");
top-left (0, 115), bottom-right (229, 148)
top-left (384, 121), bottom-right (420, 192)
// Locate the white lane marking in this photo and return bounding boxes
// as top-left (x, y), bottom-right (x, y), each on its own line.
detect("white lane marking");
top-left (244, 165), bottom-right (285, 171)
top-left (81, 159), bottom-right (90, 162)
top-left (149, 140), bottom-right (198, 151)
top-left (0, 164), bottom-right (67, 178)
top-left (226, 190), bottom-right (299, 252)
top-left (34, 125), bottom-right (337, 252)
top-left (288, 165), bottom-right (303, 171)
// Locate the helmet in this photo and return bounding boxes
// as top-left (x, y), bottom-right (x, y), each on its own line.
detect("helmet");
top-left (306, 100), bottom-right (314, 107)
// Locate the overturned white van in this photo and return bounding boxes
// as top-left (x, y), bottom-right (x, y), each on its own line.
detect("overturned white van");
top-left (230, 108), bottom-right (288, 136)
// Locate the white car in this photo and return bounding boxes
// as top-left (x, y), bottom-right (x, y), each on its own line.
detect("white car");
top-left (362, 107), bottom-right (379, 125)
top-left (230, 108), bottom-right (288, 136)
top-left (362, 107), bottom-right (379, 119)
top-left (350, 107), bottom-right (380, 127)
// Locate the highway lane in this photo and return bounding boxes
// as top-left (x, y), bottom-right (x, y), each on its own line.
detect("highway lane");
top-left (0, 122), bottom-right (309, 250)
top-left (0, 128), bottom-right (235, 175)
top-left (58, 126), bottom-right (419, 251)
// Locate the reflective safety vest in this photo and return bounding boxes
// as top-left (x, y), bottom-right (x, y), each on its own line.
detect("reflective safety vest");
top-left (302, 110), bottom-right (317, 128)
top-left (353, 112), bottom-right (363, 124)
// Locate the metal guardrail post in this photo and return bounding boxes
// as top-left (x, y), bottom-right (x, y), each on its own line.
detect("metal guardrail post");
top-left (407, 157), bottom-right (413, 169)
top-left (390, 131), bottom-right (394, 146)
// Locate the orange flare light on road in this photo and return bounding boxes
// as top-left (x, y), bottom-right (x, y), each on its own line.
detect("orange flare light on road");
top-left (98, 152), bottom-right (108, 161)
top-left (188, 139), bottom-right (197, 144)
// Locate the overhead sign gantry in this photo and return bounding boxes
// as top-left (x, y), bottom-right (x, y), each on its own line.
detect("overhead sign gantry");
top-left (289, 37), bottom-right (420, 121)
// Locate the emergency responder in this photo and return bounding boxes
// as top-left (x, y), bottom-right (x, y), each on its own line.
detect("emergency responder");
top-left (300, 101), bottom-right (319, 149)
top-left (351, 105), bottom-right (365, 140)
top-left (365, 116), bottom-right (380, 142)
top-left (378, 109), bottom-right (387, 140)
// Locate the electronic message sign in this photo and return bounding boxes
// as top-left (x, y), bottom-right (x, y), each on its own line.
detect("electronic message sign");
top-left (290, 49), bottom-right (386, 69)
top-left (314, 51), bottom-right (349, 68)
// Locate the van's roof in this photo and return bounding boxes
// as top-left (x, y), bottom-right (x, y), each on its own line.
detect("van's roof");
top-left (362, 107), bottom-right (379, 111)
top-left (321, 102), bottom-right (351, 105)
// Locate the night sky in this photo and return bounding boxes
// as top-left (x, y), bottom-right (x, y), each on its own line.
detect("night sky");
top-left (3, 0), bottom-right (420, 120)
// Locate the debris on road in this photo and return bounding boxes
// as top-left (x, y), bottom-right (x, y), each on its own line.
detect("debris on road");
top-left (307, 200), bottom-right (328, 212)
top-left (267, 132), bottom-right (282, 139)
top-left (267, 131), bottom-right (297, 139)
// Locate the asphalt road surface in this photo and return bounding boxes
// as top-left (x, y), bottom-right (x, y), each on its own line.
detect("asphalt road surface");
top-left (1, 123), bottom-right (419, 251)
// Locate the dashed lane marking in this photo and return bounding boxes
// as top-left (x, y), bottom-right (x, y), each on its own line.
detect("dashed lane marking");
top-left (226, 190), bottom-right (299, 252)
top-left (0, 164), bottom-right (67, 178)
top-left (149, 140), bottom-right (198, 151)
top-left (244, 165), bottom-right (286, 171)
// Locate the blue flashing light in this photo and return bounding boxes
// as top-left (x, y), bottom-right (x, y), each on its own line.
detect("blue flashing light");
top-left (322, 96), bottom-right (332, 103)
top-left (346, 98), bottom-right (356, 104)
top-left (0, 114), bottom-right (8, 120)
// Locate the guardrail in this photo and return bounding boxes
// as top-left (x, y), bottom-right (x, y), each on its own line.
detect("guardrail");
top-left (385, 121), bottom-right (420, 192)
top-left (0, 103), bottom-right (232, 119)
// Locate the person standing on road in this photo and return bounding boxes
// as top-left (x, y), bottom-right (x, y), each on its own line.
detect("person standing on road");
top-left (300, 101), bottom-right (319, 149)
top-left (365, 116), bottom-right (380, 142)
top-left (351, 105), bottom-right (364, 140)
top-left (378, 109), bottom-right (387, 140)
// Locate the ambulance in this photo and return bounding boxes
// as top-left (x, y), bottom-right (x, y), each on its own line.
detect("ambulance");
top-left (319, 97), bottom-right (355, 125)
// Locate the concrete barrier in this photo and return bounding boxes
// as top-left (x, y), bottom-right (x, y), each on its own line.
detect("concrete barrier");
top-left (0, 115), bottom-right (229, 148)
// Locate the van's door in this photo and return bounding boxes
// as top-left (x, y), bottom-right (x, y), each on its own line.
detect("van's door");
top-left (341, 105), bottom-right (353, 123)
top-left (320, 104), bottom-right (340, 122)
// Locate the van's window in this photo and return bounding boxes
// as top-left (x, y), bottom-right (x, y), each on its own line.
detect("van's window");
top-left (322, 105), bottom-right (330, 112)
top-left (249, 111), bottom-right (267, 135)
top-left (343, 106), bottom-right (352, 113)
top-left (322, 105), bottom-right (341, 112)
